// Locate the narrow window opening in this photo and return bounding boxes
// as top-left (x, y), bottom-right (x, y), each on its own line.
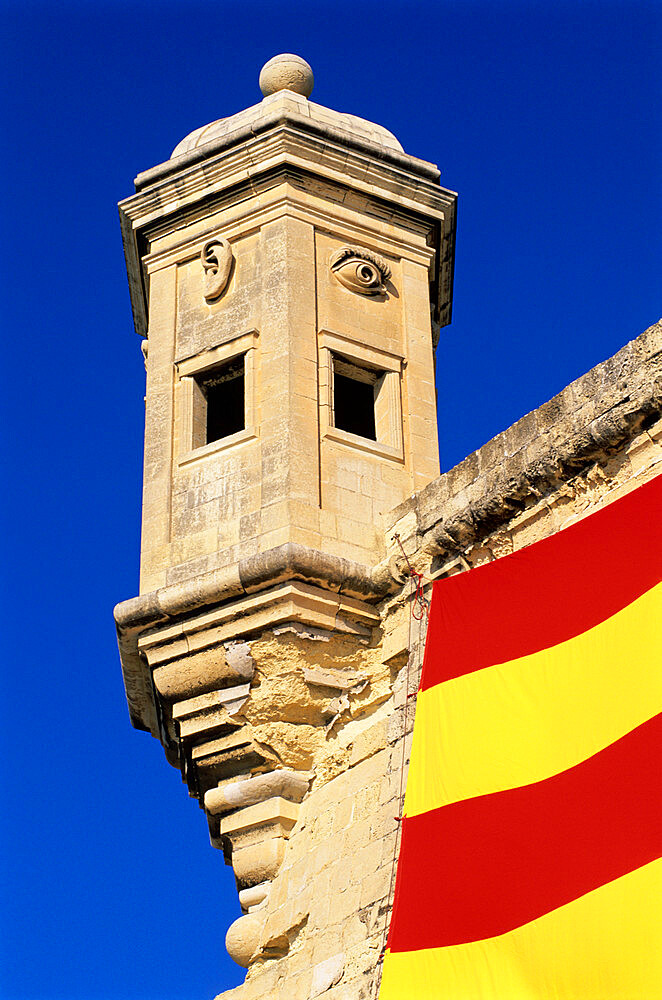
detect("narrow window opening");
top-left (332, 355), bottom-right (379, 441)
top-left (196, 355), bottom-right (245, 444)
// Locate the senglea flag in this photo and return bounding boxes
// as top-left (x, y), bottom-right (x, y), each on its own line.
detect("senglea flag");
top-left (380, 473), bottom-right (662, 1000)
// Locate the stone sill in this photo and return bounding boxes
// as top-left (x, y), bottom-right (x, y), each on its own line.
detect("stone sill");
top-left (323, 426), bottom-right (404, 463)
top-left (178, 426), bottom-right (257, 467)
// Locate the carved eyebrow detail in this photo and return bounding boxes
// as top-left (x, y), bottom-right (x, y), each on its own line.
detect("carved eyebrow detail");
top-left (330, 246), bottom-right (391, 282)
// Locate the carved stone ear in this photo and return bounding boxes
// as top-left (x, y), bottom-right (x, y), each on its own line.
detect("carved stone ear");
top-left (201, 238), bottom-right (233, 302)
top-left (330, 246), bottom-right (391, 296)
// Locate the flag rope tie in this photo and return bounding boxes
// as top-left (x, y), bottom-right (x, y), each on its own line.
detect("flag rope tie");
top-left (392, 533), bottom-right (431, 620)
top-left (373, 543), bottom-right (430, 998)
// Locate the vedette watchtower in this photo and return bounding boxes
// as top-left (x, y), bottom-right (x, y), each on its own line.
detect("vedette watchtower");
top-left (116, 53), bottom-right (456, 994)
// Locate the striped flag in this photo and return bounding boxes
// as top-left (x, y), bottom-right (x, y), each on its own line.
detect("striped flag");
top-left (380, 474), bottom-right (662, 999)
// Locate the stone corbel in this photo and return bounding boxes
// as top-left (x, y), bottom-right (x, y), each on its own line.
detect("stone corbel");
top-left (150, 640), bottom-right (255, 703)
top-left (172, 682), bottom-right (251, 740)
top-left (204, 769), bottom-right (311, 967)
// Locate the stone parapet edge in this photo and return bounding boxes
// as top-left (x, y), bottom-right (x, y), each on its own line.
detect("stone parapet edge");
top-left (386, 319), bottom-right (662, 559)
top-left (115, 542), bottom-right (396, 630)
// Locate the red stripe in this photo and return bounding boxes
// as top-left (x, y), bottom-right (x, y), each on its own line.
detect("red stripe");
top-left (421, 474), bottom-right (662, 689)
top-left (387, 713), bottom-right (662, 953)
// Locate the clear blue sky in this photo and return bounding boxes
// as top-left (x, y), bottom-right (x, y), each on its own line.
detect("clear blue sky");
top-left (1, 2), bottom-right (659, 998)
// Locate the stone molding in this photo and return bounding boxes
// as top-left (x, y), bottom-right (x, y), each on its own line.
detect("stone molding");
top-left (141, 582), bottom-right (379, 673)
top-left (119, 120), bottom-right (456, 337)
top-left (220, 797), bottom-right (300, 844)
top-left (141, 190), bottom-right (437, 279)
top-left (116, 541), bottom-right (394, 629)
top-left (115, 542), bottom-right (395, 628)
top-left (172, 683), bottom-right (251, 739)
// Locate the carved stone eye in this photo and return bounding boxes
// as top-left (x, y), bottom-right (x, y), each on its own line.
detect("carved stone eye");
top-left (330, 247), bottom-right (391, 296)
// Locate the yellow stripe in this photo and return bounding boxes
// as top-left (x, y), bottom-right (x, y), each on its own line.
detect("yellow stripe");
top-left (380, 858), bottom-right (662, 1000)
top-left (405, 582), bottom-right (662, 818)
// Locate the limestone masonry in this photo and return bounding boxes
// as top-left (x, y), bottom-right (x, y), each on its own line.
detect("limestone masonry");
top-left (115, 53), bottom-right (662, 1000)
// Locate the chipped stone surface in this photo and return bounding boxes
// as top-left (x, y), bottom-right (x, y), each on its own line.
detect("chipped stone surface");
top-left (302, 665), bottom-right (368, 690)
top-left (224, 642), bottom-right (256, 681)
top-left (310, 953), bottom-right (345, 996)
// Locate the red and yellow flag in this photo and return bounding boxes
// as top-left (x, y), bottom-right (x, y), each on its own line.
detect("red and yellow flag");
top-left (380, 474), bottom-right (662, 999)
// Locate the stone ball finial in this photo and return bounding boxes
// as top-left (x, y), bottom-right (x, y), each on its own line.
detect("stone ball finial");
top-left (225, 914), bottom-right (263, 968)
top-left (259, 53), bottom-right (314, 98)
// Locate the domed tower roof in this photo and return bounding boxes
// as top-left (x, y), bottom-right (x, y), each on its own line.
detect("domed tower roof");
top-left (124, 53), bottom-right (456, 344)
top-left (170, 53), bottom-right (404, 160)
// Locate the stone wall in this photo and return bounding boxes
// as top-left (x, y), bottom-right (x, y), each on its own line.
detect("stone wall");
top-left (211, 319), bottom-right (661, 1000)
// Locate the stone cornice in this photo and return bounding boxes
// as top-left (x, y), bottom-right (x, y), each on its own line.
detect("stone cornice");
top-left (140, 194), bottom-right (437, 276)
top-left (114, 542), bottom-right (398, 734)
top-left (118, 120), bottom-right (457, 337)
top-left (123, 130), bottom-right (454, 239)
top-left (386, 320), bottom-right (662, 560)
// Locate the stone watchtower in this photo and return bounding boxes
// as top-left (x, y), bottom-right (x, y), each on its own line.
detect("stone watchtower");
top-left (115, 55), bottom-right (456, 994)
